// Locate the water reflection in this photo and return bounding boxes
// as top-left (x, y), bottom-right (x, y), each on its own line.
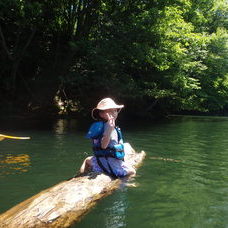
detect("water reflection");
top-left (53, 119), bottom-right (80, 135)
top-left (1, 116), bottom-right (228, 227)
top-left (104, 189), bottom-right (128, 228)
top-left (150, 156), bottom-right (182, 163)
top-left (54, 119), bottom-right (67, 135)
top-left (76, 187), bottom-right (129, 228)
top-left (0, 153), bottom-right (31, 176)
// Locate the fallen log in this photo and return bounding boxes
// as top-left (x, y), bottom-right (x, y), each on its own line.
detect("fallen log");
top-left (0, 143), bottom-right (145, 228)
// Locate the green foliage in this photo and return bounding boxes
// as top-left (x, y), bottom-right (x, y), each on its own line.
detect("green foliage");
top-left (199, 28), bottom-right (228, 110)
top-left (0, 0), bottom-right (228, 117)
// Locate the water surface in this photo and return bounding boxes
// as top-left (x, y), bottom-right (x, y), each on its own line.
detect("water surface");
top-left (0, 116), bottom-right (228, 227)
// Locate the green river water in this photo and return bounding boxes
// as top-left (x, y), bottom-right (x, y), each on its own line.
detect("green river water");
top-left (0, 116), bottom-right (228, 227)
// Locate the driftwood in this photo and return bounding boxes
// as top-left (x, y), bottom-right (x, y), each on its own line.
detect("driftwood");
top-left (0, 143), bottom-right (145, 228)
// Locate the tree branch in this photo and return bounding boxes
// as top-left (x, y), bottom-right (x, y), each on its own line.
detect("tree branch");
top-left (0, 25), bottom-right (13, 60)
top-left (19, 28), bottom-right (36, 60)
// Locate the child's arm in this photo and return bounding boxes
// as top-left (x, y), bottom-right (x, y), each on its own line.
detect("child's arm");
top-left (101, 113), bottom-right (115, 149)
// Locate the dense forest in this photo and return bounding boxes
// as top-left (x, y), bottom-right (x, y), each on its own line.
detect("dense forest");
top-left (0, 0), bottom-right (228, 118)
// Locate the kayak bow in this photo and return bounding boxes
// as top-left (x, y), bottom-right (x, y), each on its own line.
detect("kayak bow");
top-left (0, 134), bottom-right (30, 141)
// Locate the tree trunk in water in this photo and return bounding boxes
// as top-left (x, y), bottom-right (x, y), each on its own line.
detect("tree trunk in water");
top-left (0, 143), bottom-right (146, 228)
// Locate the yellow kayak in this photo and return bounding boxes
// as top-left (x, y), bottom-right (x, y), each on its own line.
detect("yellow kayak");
top-left (0, 134), bottom-right (30, 141)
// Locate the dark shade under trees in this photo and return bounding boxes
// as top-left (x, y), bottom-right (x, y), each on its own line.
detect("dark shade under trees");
top-left (0, 0), bottom-right (228, 118)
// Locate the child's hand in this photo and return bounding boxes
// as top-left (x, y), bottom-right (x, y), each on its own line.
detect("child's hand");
top-left (101, 112), bottom-right (115, 149)
top-left (106, 113), bottom-right (115, 128)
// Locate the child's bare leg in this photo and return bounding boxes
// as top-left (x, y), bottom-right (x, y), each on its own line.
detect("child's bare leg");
top-left (80, 156), bottom-right (93, 174)
top-left (127, 167), bottom-right (136, 176)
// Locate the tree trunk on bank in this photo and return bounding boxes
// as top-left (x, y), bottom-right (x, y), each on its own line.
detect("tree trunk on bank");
top-left (0, 144), bottom-right (145, 228)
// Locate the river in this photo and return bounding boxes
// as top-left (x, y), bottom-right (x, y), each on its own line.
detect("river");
top-left (0, 116), bottom-right (228, 227)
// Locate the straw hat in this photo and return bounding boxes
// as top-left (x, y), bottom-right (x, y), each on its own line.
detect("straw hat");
top-left (92, 98), bottom-right (124, 120)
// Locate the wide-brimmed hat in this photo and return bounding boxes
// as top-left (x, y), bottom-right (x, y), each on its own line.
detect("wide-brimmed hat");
top-left (91, 98), bottom-right (124, 120)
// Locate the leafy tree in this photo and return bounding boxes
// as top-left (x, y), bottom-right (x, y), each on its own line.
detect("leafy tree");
top-left (0, 0), bottom-right (227, 118)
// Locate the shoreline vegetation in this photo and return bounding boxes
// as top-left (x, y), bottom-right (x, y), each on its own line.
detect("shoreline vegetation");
top-left (1, 111), bottom-right (228, 128)
top-left (1, 109), bottom-right (228, 120)
top-left (0, 0), bottom-right (228, 119)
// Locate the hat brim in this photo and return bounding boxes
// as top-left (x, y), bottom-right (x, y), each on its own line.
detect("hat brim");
top-left (97, 104), bottom-right (124, 110)
top-left (91, 109), bottom-right (101, 120)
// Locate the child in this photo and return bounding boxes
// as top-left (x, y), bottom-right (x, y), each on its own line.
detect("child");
top-left (80, 97), bottom-right (136, 178)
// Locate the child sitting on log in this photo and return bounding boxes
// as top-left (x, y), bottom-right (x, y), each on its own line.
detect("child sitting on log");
top-left (80, 97), bottom-right (136, 178)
